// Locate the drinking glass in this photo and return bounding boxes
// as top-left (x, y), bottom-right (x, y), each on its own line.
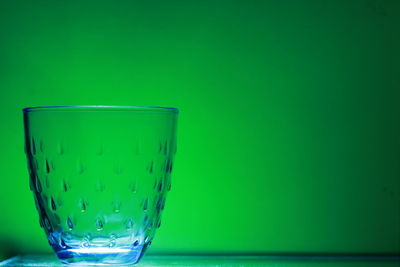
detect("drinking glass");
top-left (23, 106), bottom-right (178, 265)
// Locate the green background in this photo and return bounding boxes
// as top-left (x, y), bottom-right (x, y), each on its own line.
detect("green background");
top-left (0, 0), bottom-right (399, 259)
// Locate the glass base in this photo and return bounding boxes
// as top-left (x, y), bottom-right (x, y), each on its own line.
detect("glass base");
top-left (56, 246), bottom-right (146, 265)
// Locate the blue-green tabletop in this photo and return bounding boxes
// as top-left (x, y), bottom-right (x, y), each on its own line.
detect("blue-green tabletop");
top-left (1, 255), bottom-right (399, 267)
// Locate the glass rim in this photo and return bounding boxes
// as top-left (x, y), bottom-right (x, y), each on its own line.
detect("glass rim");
top-left (22, 105), bottom-right (179, 114)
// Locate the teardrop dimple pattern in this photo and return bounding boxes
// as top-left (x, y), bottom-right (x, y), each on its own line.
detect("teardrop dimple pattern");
top-left (44, 216), bottom-right (52, 231)
top-left (35, 177), bottom-right (42, 193)
top-left (24, 133), bottom-right (177, 261)
top-left (96, 217), bottom-right (104, 231)
top-left (51, 197), bottom-right (57, 211)
top-left (134, 141), bottom-right (140, 155)
top-left (96, 179), bottom-right (105, 192)
top-left (152, 177), bottom-right (157, 189)
top-left (164, 159), bottom-right (168, 173)
top-left (79, 198), bottom-right (87, 212)
top-left (39, 140), bottom-right (44, 153)
top-left (156, 198), bottom-right (163, 211)
top-left (161, 198), bottom-right (166, 210)
top-left (108, 234), bottom-right (117, 248)
top-left (62, 179), bottom-right (69, 192)
top-left (143, 198), bottom-right (148, 211)
top-left (112, 200), bottom-right (121, 213)
top-left (45, 176), bottom-right (50, 188)
top-left (45, 159), bottom-right (51, 173)
top-left (157, 180), bottom-right (163, 192)
top-left (163, 140), bottom-right (168, 155)
top-left (167, 180), bottom-right (172, 191)
top-left (114, 163), bottom-right (123, 175)
top-left (130, 180), bottom-right (137, 193)
top-left (57, 142), bottom-right (64, 155)
top-left (56, 195), bottom-right (63, 207)
top-left (77, 159), bottom-right (85, 174)
top-left (126, 219), bottom-right (133, 230)
top-left (67, 217), bottom-right (74, 230)
top-left (147, 161), bottom-right (153, 174)
top-left (29, 175), bottom-right (35, 191)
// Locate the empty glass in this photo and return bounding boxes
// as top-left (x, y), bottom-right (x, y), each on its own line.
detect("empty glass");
top-left (23, 106), bottom-right (178, 265)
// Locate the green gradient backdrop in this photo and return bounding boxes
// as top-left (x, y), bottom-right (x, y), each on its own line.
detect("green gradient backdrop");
top-left (0, 0), bottom-right (399, 259)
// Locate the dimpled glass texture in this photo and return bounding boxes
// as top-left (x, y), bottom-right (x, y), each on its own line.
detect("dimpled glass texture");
top-left (23, 106), bottom-right (178, 265)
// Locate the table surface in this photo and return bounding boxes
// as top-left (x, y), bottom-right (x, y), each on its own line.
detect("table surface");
top-left (1, 255), bottom-right (399, 267)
